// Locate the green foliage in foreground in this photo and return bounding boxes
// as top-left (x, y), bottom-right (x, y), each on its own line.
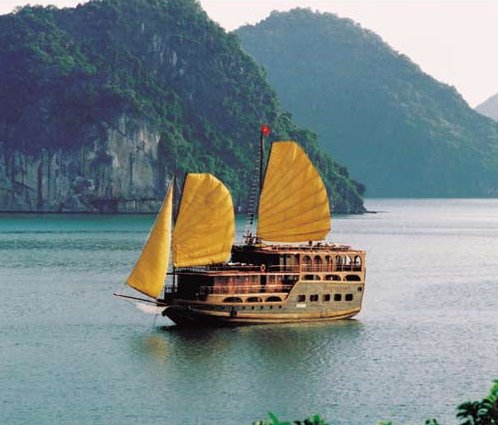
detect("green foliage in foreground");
top-left (254, 412), bottom-right (328, 425)
top-left (255, 380), bottom-right (498, 425)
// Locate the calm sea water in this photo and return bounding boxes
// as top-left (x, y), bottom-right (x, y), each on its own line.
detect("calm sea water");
top-left (1, 199), bottom-right (498, 425)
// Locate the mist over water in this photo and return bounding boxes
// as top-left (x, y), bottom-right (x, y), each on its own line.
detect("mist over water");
top-left (1, 199), bottom-right (498, 425)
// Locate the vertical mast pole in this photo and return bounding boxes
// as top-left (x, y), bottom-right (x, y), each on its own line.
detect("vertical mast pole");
top-left (259, 130), bottom-right (264, 191)
top-left (244, 125), bottom-right (270, 243)
top-left (259, 124), bottom-right (270, 191)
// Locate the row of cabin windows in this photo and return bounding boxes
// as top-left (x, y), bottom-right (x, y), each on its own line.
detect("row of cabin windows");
top-left (300, 255), bottom-right (362, 271)
top-left (219, 305), bottom-right (283, 310)
top-left (223, 296), bottom-right (283, 303)
top-left (303, 274), bottom-right (362, 282)
top-left (297, 293), bottom-right (354, 303)
top-left (214, 275), bottom-right (299, 285)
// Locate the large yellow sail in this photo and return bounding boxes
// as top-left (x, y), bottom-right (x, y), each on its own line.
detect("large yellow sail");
top-left (173, 173), bottom-right (234, 267)
top-left (257, 141), bottom-right (331, 242)
top-left (126, 186), bottom-right (173, 298)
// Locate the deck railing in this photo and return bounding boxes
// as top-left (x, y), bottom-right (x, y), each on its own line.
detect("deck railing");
top-left (198, 284), bottom-right (294, 295)
top-left (178, 264), bottom-right (361, 274)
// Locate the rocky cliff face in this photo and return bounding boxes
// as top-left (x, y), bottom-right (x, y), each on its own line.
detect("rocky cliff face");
top-left (0, 1), bottom-right (365, 213)
top-left (0, 116), bottom-right (166, 212)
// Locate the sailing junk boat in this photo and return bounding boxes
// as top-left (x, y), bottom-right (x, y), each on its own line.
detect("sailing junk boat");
top-left (116, 133), bottom-right (366, 326)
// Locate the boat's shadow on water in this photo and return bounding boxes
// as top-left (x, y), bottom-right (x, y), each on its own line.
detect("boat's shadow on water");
top-left (129, 319), bottom-right (366, 368)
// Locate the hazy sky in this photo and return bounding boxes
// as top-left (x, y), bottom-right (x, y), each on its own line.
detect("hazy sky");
top-left (1, 0), bottom-right (497, 107)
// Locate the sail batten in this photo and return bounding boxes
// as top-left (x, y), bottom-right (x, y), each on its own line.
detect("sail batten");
top-left (257, 141), bottom-right (331, 242)
top-left (173, 173), bottom-right (235, 267)
top-left (126, 185), bottom-right (173, 299)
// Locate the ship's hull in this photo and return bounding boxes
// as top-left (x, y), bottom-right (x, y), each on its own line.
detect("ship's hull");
top-left (163, 303), bottom-right (361, 327)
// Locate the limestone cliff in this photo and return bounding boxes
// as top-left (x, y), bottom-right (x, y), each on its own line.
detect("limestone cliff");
top-left (0, 116), bottom-right (166, 212)
top-left (0, 0), bottom-right (365, 213)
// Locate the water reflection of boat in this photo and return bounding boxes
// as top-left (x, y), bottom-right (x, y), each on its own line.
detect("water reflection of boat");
top-left (115, 126), bottom-right (366, 326)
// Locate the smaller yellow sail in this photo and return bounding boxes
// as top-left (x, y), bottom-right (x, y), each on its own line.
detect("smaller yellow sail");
top-left (127, 185), bottom-right (173, 298)
top-left (173, 173), bottom-right (234, 267)
top-left (257, 141), bottom-right (331, 242)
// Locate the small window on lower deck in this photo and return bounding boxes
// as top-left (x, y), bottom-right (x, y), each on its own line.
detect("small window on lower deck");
top-left (345, 294), bottom-right (353, 301)
top-left (310, 294), bottom-right (319, 302)
top-left (323, 294), bottom-right (331, 302)
top-left (297, 294), bottom-right (306, 302)
top-left (334, 294), bottom-right (342, 301)
top-left (247, 296), bottom-right (263, 303)
top-left (223, 297), bottom-right (243, 303)
top-left (266, 296), bottom-right (282, 302)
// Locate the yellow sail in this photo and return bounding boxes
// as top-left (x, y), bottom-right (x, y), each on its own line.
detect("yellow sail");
top-left (173, 173), bottom-right (234, 267)
top-left (126, 186), bottom-right (173, 298)
top-left (257, 141), bottom-right (331, 242)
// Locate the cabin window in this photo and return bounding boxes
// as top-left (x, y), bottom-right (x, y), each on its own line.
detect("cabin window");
top-left (353, 256), bottom-right (362, 271)
top-left (345, 294), bottom-right (353, 301)
top-left (358, 287), bottom-right (363, 292)
top-left (247, 296), bottom-right (263, 303)
top-left (323, 294), bottom-right (331, 302)
top-left (314, 256), bottom-right (323, 272)
top-left (283, 275), bottom-right (299, 283)
top-left (345, 274), bottom-right (361, 282)
top-left (297, 294), bottom-right (306, 302)
top-left (310, 294), bottom-right (319, 302)
top-left (285, 254), bottom-right (297, 271)
top-left (334, 294), bottom-right (342, 302)
top-left (344, 256), bottom-right (352, 271)
top-left (335, 255), bottom-right (343, 271)
top-left (325, 255), bottom-right (332, 272)
top-left (223, 297), bottom-right (243, 303)
top-left (266, 296), bottom-right (282, 302)
top-left (325, 274), bottom-right (341, 281)
top-left (302, 255), bottom-right (312, 272)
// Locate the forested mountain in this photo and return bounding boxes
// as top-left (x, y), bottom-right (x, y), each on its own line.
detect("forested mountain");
top-left (236, 9), bottom-right (498, 197)
top-left (0, 0), bottom-right (364, 213)
top-left (476, 94), bottom-right (498, 122)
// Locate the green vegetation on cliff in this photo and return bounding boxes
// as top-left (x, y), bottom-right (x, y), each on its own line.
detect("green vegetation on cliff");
top-left (0, 1), bottom-right (364, 213)
top-left (236, 9), bottom-right (498, 197)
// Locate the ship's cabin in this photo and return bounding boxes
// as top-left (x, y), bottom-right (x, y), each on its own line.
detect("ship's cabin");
top-left (169, 243), bottom-right (366, 303)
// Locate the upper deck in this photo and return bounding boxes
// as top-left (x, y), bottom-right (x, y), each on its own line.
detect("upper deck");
top-left (176, 242), bottom-right (365, 275)
top-left (168, 242), bottom-right (366, 303)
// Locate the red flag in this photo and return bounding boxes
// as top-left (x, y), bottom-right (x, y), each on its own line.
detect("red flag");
top-left (260, 124), bottom-right (271, 137)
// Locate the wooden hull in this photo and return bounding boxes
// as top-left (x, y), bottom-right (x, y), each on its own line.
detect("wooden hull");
top-left (163, 304), bottom-right (361, 327)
